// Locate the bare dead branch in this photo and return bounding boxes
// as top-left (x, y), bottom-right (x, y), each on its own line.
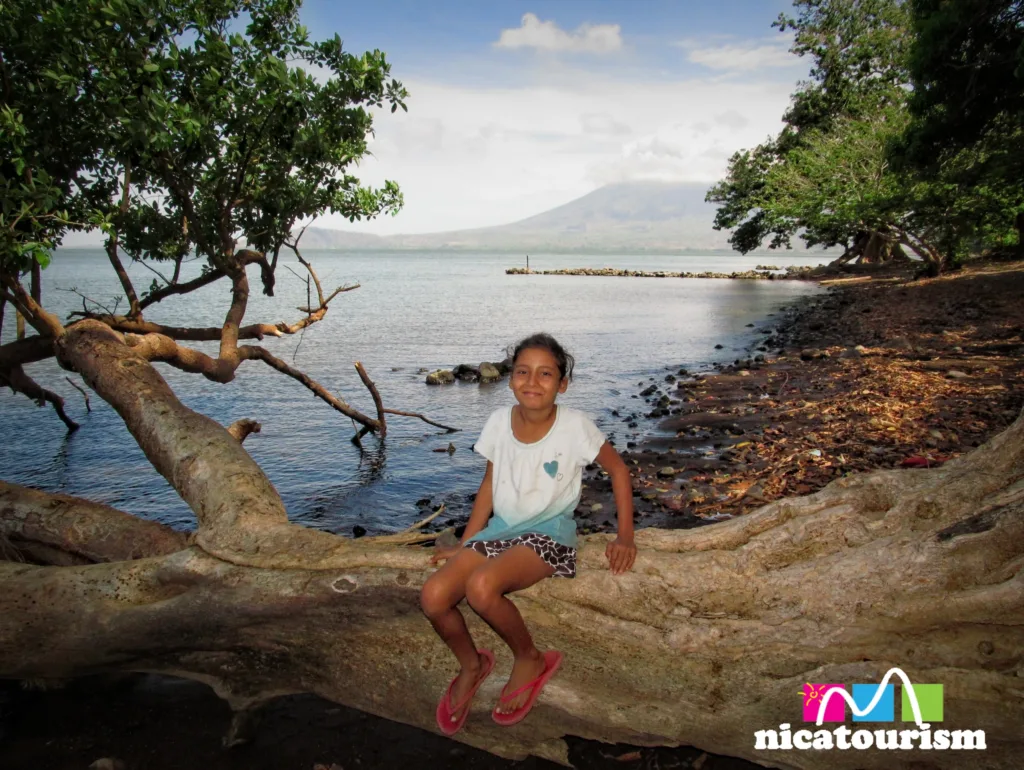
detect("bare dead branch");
top-left (288, 239), bottom-right (325, 308)
top-left (351, 424), bottom-right (374, 447)
top-left (297, 284), bottom-right (359, 313)
top-left (227, 419), bottom-right (262, 443)
top-left (403, 503), bottom-right (446, 533)
top-left (238, 345), bottom-right (379, 430)
top-left (64, 376), bottom-right (91, 412)
top-left (382, 408), bottom-right (459, 433)
top-left (2, 365), bottom-right (79, 431)
top-left (59, 286), bottom-right (122, 316)
top-left (367, 527), bottom-right (453, 546)
top-left (133, 255), bottom-right (173, 285)
top-left (355, 362), bottom-right (387, 439)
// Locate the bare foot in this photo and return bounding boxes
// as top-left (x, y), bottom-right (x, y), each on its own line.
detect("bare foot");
top-left (494, 648), bottom-right (546, 715)
top-left (444, 651), bottom-right (488, 722)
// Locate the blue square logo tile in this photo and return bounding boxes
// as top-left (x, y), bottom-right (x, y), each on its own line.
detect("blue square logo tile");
top-left (852, 683), bottom-right (894, 722)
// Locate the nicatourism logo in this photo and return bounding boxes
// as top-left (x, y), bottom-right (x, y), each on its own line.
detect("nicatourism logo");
top-left (754, 667), bottom-right (986, 752)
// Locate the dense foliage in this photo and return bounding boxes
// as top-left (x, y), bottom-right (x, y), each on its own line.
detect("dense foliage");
top-left (1, 0), bottom-right (406, 297)
top-left (707, 0), bottom-right (1024, 270)
top-left (900, 0), bottom-right (1024, 258)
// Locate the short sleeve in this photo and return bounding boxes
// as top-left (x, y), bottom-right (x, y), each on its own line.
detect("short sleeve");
top-left (473, 408), bottom-right (506, 463)
top-left (575, 411), bottom-right (606, 466)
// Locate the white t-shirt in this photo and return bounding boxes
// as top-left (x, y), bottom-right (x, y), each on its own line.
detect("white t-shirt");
top-left (466, 405), bottom-right (606, 548)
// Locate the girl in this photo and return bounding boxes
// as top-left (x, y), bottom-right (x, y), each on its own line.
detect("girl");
top-left (420, 332), bottom-right (637, 735)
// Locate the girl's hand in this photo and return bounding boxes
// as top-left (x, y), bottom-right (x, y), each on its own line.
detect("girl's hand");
top-left (605, 536), bottom-right (637, 575)
top-left (429, 544), bottom-right (462, 565)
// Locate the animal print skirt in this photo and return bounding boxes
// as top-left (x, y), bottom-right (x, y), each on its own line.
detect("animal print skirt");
top-left (465, 532), bottom-right (576, 578)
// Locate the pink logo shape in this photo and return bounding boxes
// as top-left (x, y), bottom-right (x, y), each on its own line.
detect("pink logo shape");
top-left (802, 683), bottom-right (846, 722)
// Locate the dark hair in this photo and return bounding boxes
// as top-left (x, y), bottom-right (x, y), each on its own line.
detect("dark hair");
top-left (508, 332), bottom-right (575, 382)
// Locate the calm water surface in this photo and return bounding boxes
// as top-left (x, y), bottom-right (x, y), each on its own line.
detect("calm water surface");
top-left (0, 250), bottom-right (826, 534)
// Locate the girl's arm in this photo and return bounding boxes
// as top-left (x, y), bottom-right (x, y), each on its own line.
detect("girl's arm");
top-left (594, 441), bottom-right (637, 575)
top-left (460, 461), bottom-right (494, 544)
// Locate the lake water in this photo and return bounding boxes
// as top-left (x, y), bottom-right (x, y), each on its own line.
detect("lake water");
top-left (0, 250), bottom-right (826, 534)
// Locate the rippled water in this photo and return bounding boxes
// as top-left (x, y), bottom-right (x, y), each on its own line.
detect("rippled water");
top-left (0, 250), bottom-right (825, 534)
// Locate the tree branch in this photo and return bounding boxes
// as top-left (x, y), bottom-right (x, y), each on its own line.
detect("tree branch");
top-left (0, 364), bottom-right (79, 431)
top-left (382, 408), bottom-right (459, 433)
top-left (63, 375), bottom-right (91, 412)
top-left (227, 418), bottom-right (262, 443)
top-left (0, 481), bottom-right (186, 564)
top-left (355, 362), bottom-right (387, 439)
top-left (77, 314), bottom-right (333, 342)
top-left (105, 163), bottom-right (142, 317)
top-left (0, 335), bottom-right (55, 368)
top-left (139, 267), bottom-right (227, 311)
top-left (0, 273), bottom-right (64, 337)
top-left (238, 345), bottom-right (379, 430)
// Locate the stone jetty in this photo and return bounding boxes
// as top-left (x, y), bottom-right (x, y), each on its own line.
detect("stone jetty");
top-left (505, 265), bottom-right (815, 279)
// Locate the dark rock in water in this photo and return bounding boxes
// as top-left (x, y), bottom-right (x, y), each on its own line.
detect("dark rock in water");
top-left (714, 344), bottom-right (724, 349)
top-left (416, 498), bottom-right (431, 507)
top-left (453, 364), bottom-right (480, 382)
top-left (426, 369), bottom-right (455, 385)
top-left (640, 384), bottom-right (658, 397)
top-left (352, 525), bottom-right (367, 538)
top-left (478, 362), bottom-right (501, 383)
top-left (496, 357), bottom-right (514, 375)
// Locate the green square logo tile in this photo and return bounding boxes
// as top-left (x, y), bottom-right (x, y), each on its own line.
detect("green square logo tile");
top-left (902, 684), bottom-right (943, 722)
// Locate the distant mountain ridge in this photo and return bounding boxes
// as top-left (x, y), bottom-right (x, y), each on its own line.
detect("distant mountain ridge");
top-left (301, 181), bottom-right (742, 253)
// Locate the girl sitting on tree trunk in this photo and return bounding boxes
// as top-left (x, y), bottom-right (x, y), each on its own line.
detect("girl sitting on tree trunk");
top-left (421, 332), bottom-right (637, 735)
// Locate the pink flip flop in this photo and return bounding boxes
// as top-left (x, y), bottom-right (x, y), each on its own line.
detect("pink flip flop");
top-left (435, 649), bottom-right (495, 736)
top-left (492, 650), bottom-right (563, 726)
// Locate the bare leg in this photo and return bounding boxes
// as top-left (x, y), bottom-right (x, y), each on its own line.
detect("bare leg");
top-left (463, 545), bottom-right (555, 714)
top-left (420, 547), bottom-right (489, 716)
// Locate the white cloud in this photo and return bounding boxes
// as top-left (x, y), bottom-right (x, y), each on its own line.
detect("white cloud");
top-left (714, 110), bottom-right (749, 130)
top-left (683, 40), bottom-right (799, 71)
top-left (327, 67), bottom-right (798, 235)
top-left (494, 13), bottom-right (622, 54)
top-left (580, 112), bottom-right (632, 137)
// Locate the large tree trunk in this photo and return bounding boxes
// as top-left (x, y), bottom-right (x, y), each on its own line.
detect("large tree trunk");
top-left (1, 322), bottom-right (1022, 769)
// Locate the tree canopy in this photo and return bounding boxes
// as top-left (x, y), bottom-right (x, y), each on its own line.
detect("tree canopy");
top-left (1, 0), bottom-right (406, 301)
top-left (707, 0), bottom-right (1024, 270)
top-left (0, 0), bottom-right (419, 438)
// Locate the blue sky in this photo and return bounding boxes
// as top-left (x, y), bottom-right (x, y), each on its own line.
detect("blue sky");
top-left (299, 1), bottom-right (811, 235)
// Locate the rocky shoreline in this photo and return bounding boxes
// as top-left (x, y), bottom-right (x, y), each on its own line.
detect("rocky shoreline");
top-left (574, 260), bottom-right (1024, 535)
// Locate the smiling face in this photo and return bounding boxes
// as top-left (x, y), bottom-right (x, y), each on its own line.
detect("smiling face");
top-left (509, 346), bottom-right (568, 411)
